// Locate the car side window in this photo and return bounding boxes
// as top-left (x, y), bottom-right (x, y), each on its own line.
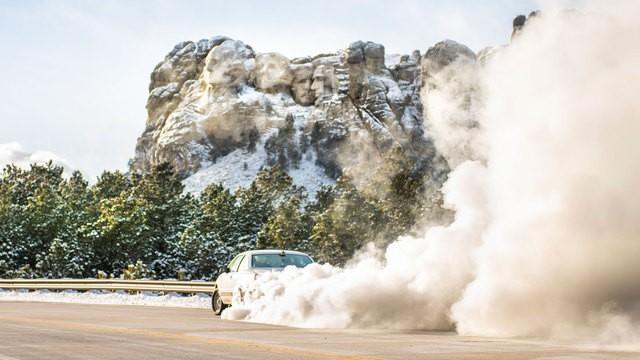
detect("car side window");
top-left (237, 254), bottom-right (250, 271)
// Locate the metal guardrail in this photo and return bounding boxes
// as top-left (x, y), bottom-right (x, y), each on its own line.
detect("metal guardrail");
top-left (0, 279), bottom-right (216, 294)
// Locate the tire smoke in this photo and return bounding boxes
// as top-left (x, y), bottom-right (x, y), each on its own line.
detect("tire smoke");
top-left (224, 0), bottom-right (640, 346)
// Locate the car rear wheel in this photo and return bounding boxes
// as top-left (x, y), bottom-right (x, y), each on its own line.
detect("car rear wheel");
top-left (212, 291), bottom-right (227, 315)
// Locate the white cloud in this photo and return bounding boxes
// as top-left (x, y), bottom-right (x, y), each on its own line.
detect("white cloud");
top-left (0, 142), bottom-right (73, 173)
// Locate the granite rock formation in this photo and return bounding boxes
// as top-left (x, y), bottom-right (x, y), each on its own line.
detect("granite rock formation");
top-left (130, 37), bottom-right (480, 193)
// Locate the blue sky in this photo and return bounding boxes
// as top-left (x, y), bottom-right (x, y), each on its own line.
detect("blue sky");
top-left (0, 0), bottom-right (573, 178)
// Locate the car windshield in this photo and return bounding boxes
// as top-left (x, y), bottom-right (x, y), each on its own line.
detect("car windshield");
top-left (251, 253), bottom-right (313, 268)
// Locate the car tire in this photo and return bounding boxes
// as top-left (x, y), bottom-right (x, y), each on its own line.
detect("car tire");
top-left (212, 291), bottom-right (227, 315)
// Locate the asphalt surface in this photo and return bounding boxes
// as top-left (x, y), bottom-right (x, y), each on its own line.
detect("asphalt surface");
top-left (0, 302), bottom-right (638, 360)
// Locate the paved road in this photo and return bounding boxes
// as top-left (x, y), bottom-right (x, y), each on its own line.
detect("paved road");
top-left (0, 302), bottom-right (638, 360)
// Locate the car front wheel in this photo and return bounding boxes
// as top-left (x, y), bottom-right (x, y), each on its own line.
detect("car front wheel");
top-left (212, 291), bottom-right (227, 315)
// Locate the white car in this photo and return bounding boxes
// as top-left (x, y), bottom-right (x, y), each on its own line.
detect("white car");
top-left (211, 249), bottom-right (314, 314)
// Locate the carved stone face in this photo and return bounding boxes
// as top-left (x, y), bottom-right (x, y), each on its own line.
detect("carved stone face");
top-left (311, 64), bottom-right (337, 103)
top-left (254, 53), bottom-right (293, 93)
top-left (290, 64), bottom-right (315, 105)
top-left (203, 40), bottom-right (252, 88)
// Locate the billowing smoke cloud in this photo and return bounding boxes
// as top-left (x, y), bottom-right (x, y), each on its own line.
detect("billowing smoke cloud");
top-left (223, 161), bottom-right (488, 329)
top-left (0, 142), bottom-right (72, 172)
top-left (452, 1), bottom-right (640, 342)
top-left (421, 40), bottom-right (483, 168)
top-left (224, 0), bottom-right (640, 346)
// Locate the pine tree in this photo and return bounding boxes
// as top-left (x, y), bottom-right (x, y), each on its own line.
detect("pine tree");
top-left (235, 166), bottom-right (293, 251)
top-left (92, 170), bottom-right (130, 200)
top-left (179, 183), bottom-right (240, 279)
top-left (257, 191), bottom-right (308, 250)
top-left (88, 163), bottom-right (188, 278)
top-left (136, 163), bottom-right (188, 278)
top-left (42, 170), bottom-right (96, 277)
top-left (310, 177), bottom-right (382, 265)
top-left (0, 163), bottom-right (68, 277)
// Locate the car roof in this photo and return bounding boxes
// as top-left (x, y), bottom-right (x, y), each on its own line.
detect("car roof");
top-left (239, 249), bottom-right (310, 257)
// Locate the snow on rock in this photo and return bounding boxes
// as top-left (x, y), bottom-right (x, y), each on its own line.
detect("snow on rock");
top-left (287, 151), bottom-right (335, 197)
top-left (183, 140), bottom-right (270, 193)
top-left (132, 37), bottom-right (449, 195)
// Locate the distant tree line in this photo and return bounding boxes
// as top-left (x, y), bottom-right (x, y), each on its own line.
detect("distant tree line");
top-left (0, 153), bottom-right (445, 280)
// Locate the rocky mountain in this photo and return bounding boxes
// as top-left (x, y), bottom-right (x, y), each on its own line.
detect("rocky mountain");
top-left (130, 35), bottom-right (482, 194)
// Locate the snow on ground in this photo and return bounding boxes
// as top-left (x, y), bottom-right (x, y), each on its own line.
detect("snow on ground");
top-left (183, 138), bottom-right (272, 194)
top-left (183, 139), bottom-right (334, 196)
top-left (288, 151), bottom-right (335, 196)
top-left (183, 87), bottom-right (335, 196)
top-left (0, 289), bottom-right (211, 309)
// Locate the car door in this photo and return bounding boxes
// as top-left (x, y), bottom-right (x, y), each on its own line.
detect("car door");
top-left (216, 254), bottom-right (244, 303)
top-left (234, 254), bottom-right (254, 289)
